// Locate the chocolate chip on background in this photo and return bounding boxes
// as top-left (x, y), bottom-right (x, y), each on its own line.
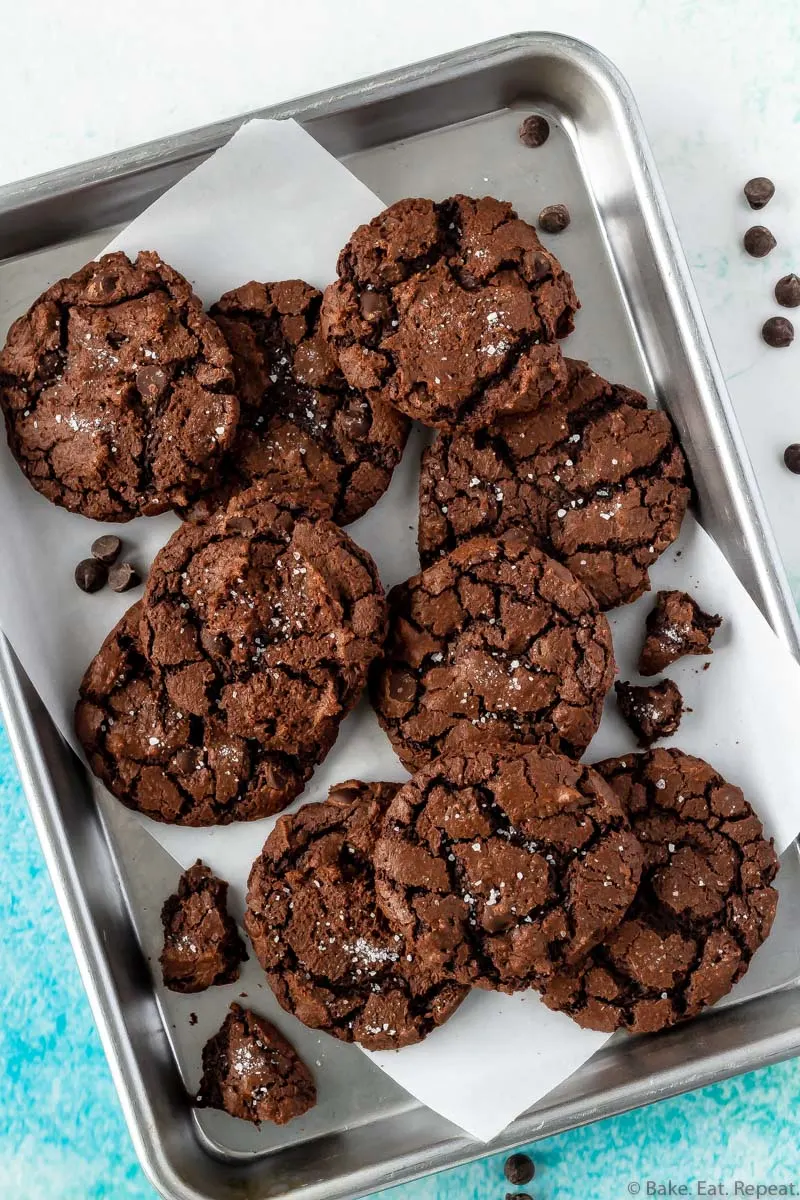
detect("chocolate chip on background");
top-left (743, 177), bottom-right (775, 210)
top-left (783, 443), bottom-right (800, 474)
top-left (108, 561), bottom-right (141, 592)
top-left (518, 115), bottom-right (550, 148)
top-left (538, 203), bottom-right (570, 234)
top-left (743, 226), bottom-right (777, 258)
top-left (504, 1154), bottom-right (535, 1186)
top-left (506, 1194), bottom-right (533, 1200)
top-left (762, 316), bottom-right (794, 347)
top-left (775, 274), bottom-right (800, 308)
top-left (91, 534), bottom-right (122, 565)
top-left (75, 558), bottom-right (107, 593)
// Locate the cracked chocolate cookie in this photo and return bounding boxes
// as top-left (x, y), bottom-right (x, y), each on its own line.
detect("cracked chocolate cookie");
top-left (245, 780), bottom-right (467, 1049)
top-left (140, 486), bottom-right (387, 798)
top-left (639, 590), bottom-right (722, 675)
top-left (75, 603), bottom-right (312, 824)
top-left (418, 359), bottom-right (690, 609)
top-left (321, 195), bottom-right (578, 432)
top-left (540, 749), bottom-right (779, 1033)
top-left (374, 745), bottom-right (643, 992)
top-left (183, 279), bottom-right (408, 524)
top-left (0, 251), bottom-right (239, 521)
top-left (160, 860), bottom-right (247, 992)
top-left (196, 1003), bottom-right (316, 1125)
top-left (370, 530), bottom-right (615, 771)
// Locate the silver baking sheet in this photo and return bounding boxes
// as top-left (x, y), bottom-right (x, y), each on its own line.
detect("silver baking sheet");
top-left (2, 31), bottom-right (800, 1200)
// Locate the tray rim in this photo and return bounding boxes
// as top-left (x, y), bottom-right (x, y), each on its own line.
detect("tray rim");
top-left (2, 28), bottom-right (800, 1200)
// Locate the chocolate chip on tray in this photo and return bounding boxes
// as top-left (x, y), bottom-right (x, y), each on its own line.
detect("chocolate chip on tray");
top-left (783, 443), bottom-right (800, 474)
top-left (107, 561), bottom-right (140, 592)
top-left (518, 115), bottom-right (550, 148)
top-left (762, 316), bottom-right (794, 348)
top-left (775, 274), bottom-right (800, 308)
top-left (743, 177), bottom-right (775, 210)
top-left (743, 226), bottom-right (776, 258)
top-left (538, 203), bottom-right (570, 233)
top-left (75, 558), bottom-right (107, 593)
top-left (91, 534), bottom-right (122, 565)
top-left (505, 1154), bottom-right (535, 1186)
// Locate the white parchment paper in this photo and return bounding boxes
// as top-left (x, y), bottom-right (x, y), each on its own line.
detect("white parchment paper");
top-left (2, 120), bottom-right (800, 1141)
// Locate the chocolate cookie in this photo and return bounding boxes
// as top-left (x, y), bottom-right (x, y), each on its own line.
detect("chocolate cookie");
top-left (374, 745), bottom-right (643, 992)
top-left (160, 860), bottom-right (247, 992)
top-left (0, 251), bottom-right (239, 521)
top-left (418, 359), bottom-right (690, 609)
top-left (245, 780), bottom-right (467, 1050)
top-left (370, 531), bottom-right (615, 771)
top-left (140, 486), bottom-right (387, 804)
top-left (196, 1003), bottom-right (316, 1125)
top-left (639, 590), bottom-right (722, 675)
top-left (75, 603), bottom-right (313, 824)
top-left (321, 195), bottom-right (578, 432)
top-left (615, 679), bottom-right (684, 747)
top-left (183, 280), bottom-right (408, 524)
top-left (540, 749), bottom-right (779, 1033)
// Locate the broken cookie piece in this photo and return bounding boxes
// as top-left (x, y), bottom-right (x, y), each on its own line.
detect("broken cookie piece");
top-left (160, 860), bottom-right (247, 993)
top-left (638, 590), bottom-right (721, 676)
top-left (196, 1003), bottom-right (316, 1125)
top-left (615, 679), bottom-right (683, 746)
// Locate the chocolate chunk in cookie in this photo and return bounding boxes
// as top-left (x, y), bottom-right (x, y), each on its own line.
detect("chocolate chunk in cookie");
top-left (196, 1003), bottom-right (316, 1125)
top-left (245, 780), bottom-right (467, 1049)
top-left (321, 196), bottom-right (578, 432)
top-left (541, 749), bottom-right (779, 1033)
top-left (639, 590), bottom-right (722, 676)
top-left (419, 359), bottom-right (690, 609)
top-left (615, 679), bottom-right (684, 747)
top-left (75, 603), bottom-right (312, 825)
top-left (183, 280), bottom-right (408, 525)
top-left (0, 251), bottom-right (239, 521)
top-left (140, 487), bottom-right (387, 807)
top-left (374, 745), bottom-right (642, 992)
top-left (370, 531), bottom-right (615, 771)
top-left (160, 860), bottom-right (247, 992)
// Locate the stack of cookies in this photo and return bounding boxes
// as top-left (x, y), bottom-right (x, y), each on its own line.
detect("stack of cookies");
top-left (0, 193), bottom-right (779, 1126)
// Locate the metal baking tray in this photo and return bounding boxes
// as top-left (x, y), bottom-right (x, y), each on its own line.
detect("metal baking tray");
top-left (2, 31), bottom-right (800, 1200)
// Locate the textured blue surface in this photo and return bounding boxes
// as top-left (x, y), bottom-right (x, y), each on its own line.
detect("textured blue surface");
top-left (2, 720), bottom-right (800, 1200)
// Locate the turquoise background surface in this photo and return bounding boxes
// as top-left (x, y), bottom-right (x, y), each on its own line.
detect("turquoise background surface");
top-left (2, 724), bottom-right (800, 1198)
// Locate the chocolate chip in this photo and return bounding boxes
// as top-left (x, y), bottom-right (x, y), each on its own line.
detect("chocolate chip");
top-left (359, 290), bottom-right (388, 320)
top-left (775, 273), bottom-right (800, 308)
top-left (225, 515), bottom-right (255, 535)
top-left (504, 1154), bottom-right (535, 1186)
top-left (783, 444), bottom-right (800, 473)
top-left (519, 115), bottom-right (550, 148)
top-left (744, 177), bottom-right (775, 210)
top-left (505, 1194), bottom-right (533, 1200)
top-left (108, 561), bottom-right (140, 592)
top-left (762, 316), bottom-right (794, 347)
top-left (339, 407), bottom-right (371, 439)
top-left (743, 226), bottom-right (776, 258)
top-left (189, 1012), bottom-right (198, 1026)
top-left (135, 364), bottom-right (168, 398)
top-left (538, 204), bottom-right (570, 234)
top-left (262, 761), bottom-right (289, 791)
top-left (75, 558), bottom-right (107, 593)
top-left (91, 534), bottom-right (122, 565)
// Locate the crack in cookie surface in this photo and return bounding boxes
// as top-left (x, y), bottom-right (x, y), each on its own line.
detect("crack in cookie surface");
top-left (419, 359), bottom-right (690, 609)
top-left (0, 251), bottom-right (239, 520)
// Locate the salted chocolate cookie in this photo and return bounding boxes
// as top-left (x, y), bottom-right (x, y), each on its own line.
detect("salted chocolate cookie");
top-left (140, 486), bottom-right (387, 804)
top-left (321, 195), bottom-right (577, 431)
top-left (615, 679), bottom-right (683, 747)
top-left (0, 251), bottom-right (238, 521)
top-left (419, 359), bottom-right (690, 609)
top-left (75, 603), bottom-right (311, 824)
top-left (183, 280), bottom-right (408, 524)
top-left (196, 1004), bottom-right (316, 1125)
top-left (370, 531), bottom-right (615, 771)
top-left (540, 749), bottom-right (779, 1033)
top-left (245, 780), bottom-right (467, 1050)
top-left (374, 745), bottom-right (643, 992)
top-left (160, 860), bottom-right (247, 992)
top-left (639, 590), bottom-right (722, 675)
